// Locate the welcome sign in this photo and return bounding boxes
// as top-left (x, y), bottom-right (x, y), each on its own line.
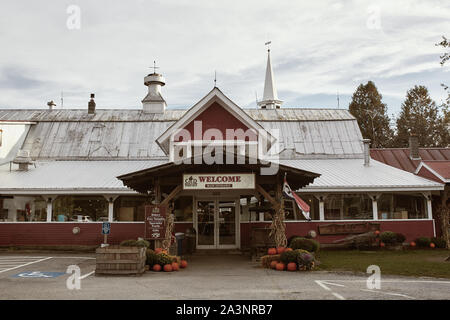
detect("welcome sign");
top-left (183, 173), bottom-right (255, 190)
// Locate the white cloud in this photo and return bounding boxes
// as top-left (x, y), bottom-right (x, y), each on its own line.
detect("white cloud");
top-left (0, 0), bottom-right (448, 114)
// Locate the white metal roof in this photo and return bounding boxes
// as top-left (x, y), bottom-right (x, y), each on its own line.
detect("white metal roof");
top-left (0, 158), bottom-right (443, 194)
top-left (0, 160), bottom-right (166, 194)
top-left (13, 111), bottom-right (362, 160)
top-left (280, 159), bottom-right (444, 192)
top-left (0, 108), bottom-right (355, 122)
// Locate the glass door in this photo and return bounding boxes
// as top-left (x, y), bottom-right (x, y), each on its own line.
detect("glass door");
top-left (196, 198), bottom-right (239, 249)
top-left (196, 200), bottom-right (215, 247)
top-left (217, 200), bottom-right (236, 247)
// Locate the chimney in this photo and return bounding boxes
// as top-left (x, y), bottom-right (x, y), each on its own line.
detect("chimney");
top-left (88, 93), bottom-right (96, 114)
top-left (363, 139), bottom-right (371, 166)
top-left (47, 100), bottom-right (56, 111)
top-left (12, 150), bottom-right (33, 171)
top-left (142, 71), bottom-right (166, 114)
top-left (409, 134), bottom-right (420, 160)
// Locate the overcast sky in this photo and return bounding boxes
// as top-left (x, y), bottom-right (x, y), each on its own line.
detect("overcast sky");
top-left (0, 0), bottom-right (449, 116)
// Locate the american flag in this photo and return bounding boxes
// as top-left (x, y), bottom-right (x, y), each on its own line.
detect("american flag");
top-left (283, 175), bottom-right (311, 221)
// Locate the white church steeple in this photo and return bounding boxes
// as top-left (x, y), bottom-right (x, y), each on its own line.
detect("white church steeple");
top-left (258, 46), bottom-right (283, 109)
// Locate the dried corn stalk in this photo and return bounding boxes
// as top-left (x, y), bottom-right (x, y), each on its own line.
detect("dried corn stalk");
top-left (161, 213), bottom-right (174, 251)
top-left (269, 204), bottom-right (287, 247)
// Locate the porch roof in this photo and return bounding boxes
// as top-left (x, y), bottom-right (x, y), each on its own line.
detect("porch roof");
top-left (117, 153), bottom-right (321, 194)
top-left (0, 158), bottom-right (443, 195)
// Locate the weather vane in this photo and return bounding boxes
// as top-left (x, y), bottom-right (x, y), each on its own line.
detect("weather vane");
top-left (265, 41), bottom-right (271, 52)
top-left (214, 70), bottom-right (217, 87)
top-left (150, 60), bottom-right (159, 74)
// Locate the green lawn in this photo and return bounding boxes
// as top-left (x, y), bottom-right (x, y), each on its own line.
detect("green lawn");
top-left (317, 249), bottom-right (450, 278)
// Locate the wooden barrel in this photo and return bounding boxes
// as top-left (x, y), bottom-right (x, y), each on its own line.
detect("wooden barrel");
top-left (95, 246), bottom-right (146, 275)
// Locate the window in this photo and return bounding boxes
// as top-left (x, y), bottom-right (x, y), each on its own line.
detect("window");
top-left (53, 196), bottom-right (107, 222)
top-left (114, 196), bottom-right (147, 221)
top-left (324, 194), bottom-right (373, 220)
top-left (0, 196), bottom-right (47, 222)
top-left (297, 194), bottom-right (320, 220)
top-left (378, 194), bottom-right (426, 219)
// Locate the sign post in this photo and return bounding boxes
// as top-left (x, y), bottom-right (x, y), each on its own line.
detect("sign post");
top-left (102, 222), bottom-right (111, 247)
top-left (144, 205), bottom-right (167, 240)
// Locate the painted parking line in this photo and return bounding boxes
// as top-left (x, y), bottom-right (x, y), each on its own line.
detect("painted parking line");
top-left (360, 289), bottom-right (415, 299)
top-left (79, 270), bottom-right (95, 280)
top-left (314, 280), bottom-right (346, 300)
top-left (0, 257), bottom-right (52, 274)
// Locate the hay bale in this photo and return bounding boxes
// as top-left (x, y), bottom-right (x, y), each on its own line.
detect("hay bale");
top-left (261, 254), bottom-right (281, 268)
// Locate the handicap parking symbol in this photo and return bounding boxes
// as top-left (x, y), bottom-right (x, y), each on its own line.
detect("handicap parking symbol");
top-left (12, 271), bottom-right (65, 278)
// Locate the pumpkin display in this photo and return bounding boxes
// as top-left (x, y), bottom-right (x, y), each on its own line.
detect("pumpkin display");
top-left (163, 264), bottom-right (173, 272)
top-left (171, 262), bottom-right (179, 271)
top-left (275, 263), bottom-right (285, 271)
top-left (152, 264), bottom-right (162, 272)
top-left (287, 262), bottom-right (297, 271)
top-left (430, 243), bottom-right (436, 248)
top-left (410, 241), bottom-right (416, 247)
top-left (180, 260), bottom-right (188, 268)
top-left (270, 261), bottom-right (278, 269)
top-left (380, 242), bottom-right (385, 247)
top-left (276, 247), bottom-right (285, 254)
top-left (268, 248), bottom-right (277, 255)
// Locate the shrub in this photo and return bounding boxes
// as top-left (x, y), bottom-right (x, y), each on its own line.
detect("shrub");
top-left (146, 249), bottom-right (157, 266)
top-left (135, 239), bottom-right (150, 248)
top-left (280, 250), bottom-right (298, 264)
top-left (156, 253), bottom-right (173, 266)
top-left (380, 231), bottom-right (398, 245)
top-left (290, 237), bottom-right (320, 253)
top-left (415, 237), bottom-right (431, 248)
top-left (120, 239), bottom-right (137, 247)
top-left (431, 237), bottom-right (447, 249)
top-left (295, 249), bottom-right (315, 271)
top-left (395, 233), bottom-right (406, 244)
top-left (261, 254), bottom-right (281, 268)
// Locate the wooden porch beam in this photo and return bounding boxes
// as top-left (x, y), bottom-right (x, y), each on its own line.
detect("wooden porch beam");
top-left (160, 185), bottom-right (183, 207)
top-left (256, 184), bottom-right (280, 210)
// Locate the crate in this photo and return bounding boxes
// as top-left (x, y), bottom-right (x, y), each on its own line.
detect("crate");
top-left (95, 246), bottom-right (146, 275)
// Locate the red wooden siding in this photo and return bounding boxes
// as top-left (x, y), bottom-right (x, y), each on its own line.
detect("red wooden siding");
top-left (180, 102), bottom-right (256, 141)
top-left (0, 221), bottom-right (434, 247)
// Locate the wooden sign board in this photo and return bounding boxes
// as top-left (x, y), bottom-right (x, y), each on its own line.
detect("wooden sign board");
top-left (144, 205), bottom-right (167, 240)
top-left (318, 223), bottom-right (380, 235)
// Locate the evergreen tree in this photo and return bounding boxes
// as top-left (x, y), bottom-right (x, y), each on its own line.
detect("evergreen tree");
top-left (395, 85), bottom-right (444, 147)
top-left (349, 81), bottom-right (394, 147)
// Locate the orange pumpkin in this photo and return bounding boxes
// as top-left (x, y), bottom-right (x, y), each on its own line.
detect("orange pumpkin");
top-left (375, 230), bottom-right (380, 235)
top-left (275, 263), bottom-right (285, 271)
top-left (171, 262), bottom-right (179, 271)
top-left (270, 261), bottom-right (278, 269)
top-left (285, 248), bottom-right (293, 252)
top-left (152, 264), bottom-right (162, 272)
top-left (380, 242), bottom-right (385, 247)
top-left (180, 260), bottom-right (188, 268)
top-left (155, 248), bottom-right (163, 254)
top-left (276, 247), bottom-right (285, 254)
top-left (430, 243), bottom-right (436, 248)
top-left (163, 264), bottom-right (173, 272)
top-left (268, 248), bottom-right (277, 255)
top-left (410, 241), bottom-right (416, 247)
top-left (287, 262), bottom-right (297, 271)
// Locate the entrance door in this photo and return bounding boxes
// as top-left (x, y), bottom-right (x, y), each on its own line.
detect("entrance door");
top-left (196, 198), bottom-right (239, 249)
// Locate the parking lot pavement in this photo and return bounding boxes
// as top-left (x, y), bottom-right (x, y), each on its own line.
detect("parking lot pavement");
top-left (0, 253), bottom-right (449, 300)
